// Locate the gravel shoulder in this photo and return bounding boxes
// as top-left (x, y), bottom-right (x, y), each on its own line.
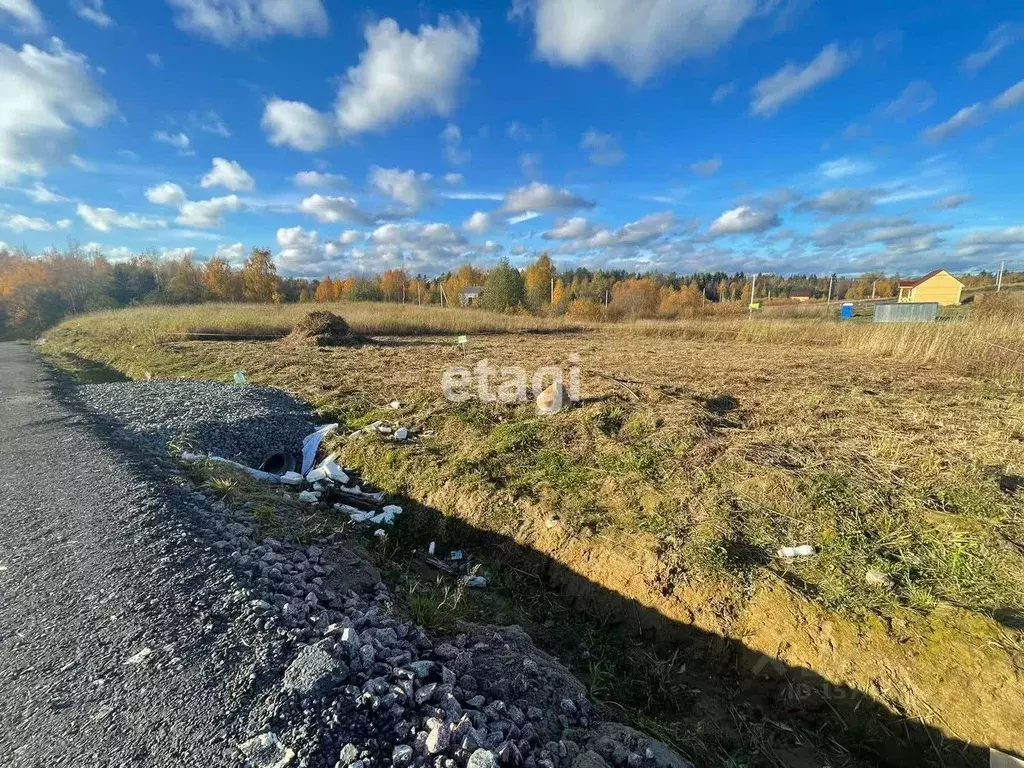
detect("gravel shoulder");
top-left (0, 342), bottom-right (695, 768)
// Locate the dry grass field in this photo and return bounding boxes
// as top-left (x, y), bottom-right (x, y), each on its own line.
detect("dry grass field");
top-left (41, 300), bottom-right (1024, 766)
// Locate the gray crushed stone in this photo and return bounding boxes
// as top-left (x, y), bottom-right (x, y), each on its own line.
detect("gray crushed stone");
top-left (72, 379), bottom-right (317, 467)
top-left (8, 360), bottom-right (696, 768)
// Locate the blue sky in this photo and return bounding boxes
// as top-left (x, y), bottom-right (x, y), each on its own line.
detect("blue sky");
top-left (0, 0), bottom-right (1022, 278)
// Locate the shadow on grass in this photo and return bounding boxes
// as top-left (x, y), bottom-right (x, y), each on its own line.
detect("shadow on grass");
top-left (376, 488), bottom-right (999, 768)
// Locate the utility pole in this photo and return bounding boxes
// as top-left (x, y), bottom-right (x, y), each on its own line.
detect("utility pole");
top-left (749, 273), bottom-right (759, 317)
top-left (605, 289), bottom-right (609, 309)
top-left (872, 280), bottom-right (877, 299)
top-left (827, 275), bottom-right (834, 305)
top-left (997, 261), bottom-right (1005, 292)
top-left (550, 276), bottom-right (554, 306)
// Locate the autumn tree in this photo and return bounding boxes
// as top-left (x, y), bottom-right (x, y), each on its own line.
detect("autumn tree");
top-left (166, 257), bottom-right (205, 303)
top-left (202, 257), bottom-right (238, 301)
top-left (379, 269), bottom-right (408, 302)
top-left (314, 276), bottom-right (337, 302)
top-left (481, 259), bottom-right (525, 312)
top-left (609, 278), bottom-right (660, 320)
top-left (240, 247), bottom-right (277, 302)
top-left (523, 253), bottom-right (554, 311)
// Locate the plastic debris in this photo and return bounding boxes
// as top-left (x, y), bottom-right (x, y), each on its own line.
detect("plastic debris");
top-left (280, 471), bottom-right (305, 486)
top-left (124, 647), bottom-right (152, 665)
top-left (449, 550), bottom-right (464, 561)
top-left (462, 575), bottom-right (487, 588)
top-left (298, 490), bottom-right (320, 504)
top-left (373, 529), bottom-right (388, 538)
top-left (319, 455), bottom-right (350, 483)
top-left (233, 370), bottom-right (247, 385)
top-left (389, 400), bottom-right (402, 409)
top-left (300, 423), bottom-right (339, 475)
top-left (428, 541), bottom-right (436, 555)
top-left (536, 381), bottom-right (566, 415)
top-left (394, 427), bottom-right (409, 440)
top-left (181, 452), bottom-right (283, 483)
top-left (777, 544), bottom-right (815, 558)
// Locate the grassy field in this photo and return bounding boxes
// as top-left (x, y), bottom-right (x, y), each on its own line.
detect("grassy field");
top-left (41, 300), bottom-right (1024, 765)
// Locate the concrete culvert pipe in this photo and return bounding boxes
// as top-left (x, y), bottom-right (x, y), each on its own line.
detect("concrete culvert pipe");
top-left (259, 452), bottom-right (296, 475)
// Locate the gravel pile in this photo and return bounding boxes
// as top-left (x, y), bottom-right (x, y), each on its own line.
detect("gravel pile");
top-left (73, 378), bottom-right (695, 768)
top-left (74, 380), bottom-right (317, 468)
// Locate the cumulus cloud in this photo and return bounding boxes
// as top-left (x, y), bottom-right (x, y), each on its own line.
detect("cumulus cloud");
top-left (501, 182), bottom-right (594, 214)
top-left (261, 97), bottom-right (332, 152)
top-left (691, 157), bottom-right (721, 177)
top-left (276, 225), bottom-right (323, 268)
top-left (176, 195), bottom-right (242, 228)
top-left (441, 123), bottom-right (469, 165)
top-left (293, 170), bottom-right (346, 188)
top-left (932, 194), bottom-right (972, 210)
top-left (962, 23), bottom-right (1021, 75)
top-left (580, 130), bottom-right (624, 166)
top-left (200, 157), bottom-right (255, 192)
top-left (167, 0), bottom-right (328, 46)
top-left (751, 42), bottom-right (853, 116)
top-left (921, 104), bottom-right (984, 143)
top-left (153, 130), bottom-right (192, 153)
top-left (543, 217), bottom-right (594, 240)
top-left (517, 0), bottom-right (761, 84)
top-left (77, 203), bottom-right (166, 232)
top-left (299, 194), bottom-right (370, 225)
top-left (26, 182), bottom-right (66, 203)
top-left (191, 109), bottom-right (231, 137)
top-left (818, 157), bottom-right (873, 180)
top-left (72, 0), bottom-right (112, 27)
top-left (335, 17), bottom-right (480, 135)
top-left (369, 166), bottom-right (432, 211)
top-left (0, 0), bottom-right (44, 32)
top-left (994, 79), bottom-right (1024, 111)
top-left (882, 80), bottom-right (936, 120)
top-left (338, 230), bottom-right (363, 245)
top-left (145, 182), bottom-right (187, 207)
top-left (462, 211), bottom-right (491, 235)
top-left (711, 82), bottom-right (735, 104)
top-left (372, 222), bottom-right (465, 247)
top-left (796, 188), bottom-right (879, 215)
top-left (708, 205), bottom-right (780, 236)
top-left (584, 212), bottom-right (675, 248)
top-left (1, 212), bottom-right (54, 232)
top-left (0, 38), bottom-right (115, 184)
top-left (214, 241), bottom-right (246, 264)
top-left (443, 173), bottom-right (463, 186)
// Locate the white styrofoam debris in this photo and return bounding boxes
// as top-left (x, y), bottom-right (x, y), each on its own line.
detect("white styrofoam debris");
top-left (394, 427), bottom-right (409, 440)
top-left (280, 471), bottom-right (305, 486)
top-left (319, 455), bottom-right (350, 483)
top-left (389, 400), bottom-right (402, 409)
top-left (373, 529), bottom-right (387, 538)
top-left (462, 576), bottom-right (487, 588)
top-left (777, 544), bottom-right (815, 558)
top-left (298, 491), bottom-right (321, 504)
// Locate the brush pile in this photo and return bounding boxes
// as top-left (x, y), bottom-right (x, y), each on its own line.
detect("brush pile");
top-left (287, 311), bottom-right (360, 347)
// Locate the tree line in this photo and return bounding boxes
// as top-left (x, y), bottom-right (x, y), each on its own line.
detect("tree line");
top-left (1, 244), bottom-right (1017, 339)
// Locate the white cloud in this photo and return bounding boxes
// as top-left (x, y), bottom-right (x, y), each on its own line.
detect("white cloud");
top-left (82, 242), bottom-right (133, 261)
top-left (796, 188), bottom-right (878, 215)
top-left (544, 216), bottom-right (594, 240)
top-left (1, 213), bottom-right (53, 232)
top-left (77, 203), bottom-right (165, 232)
top-left (751, 42), bottom-right (853, 117)
top-left (293, 170), bottom-right (345, 188)
top-left (261, 97), bottom-right (332, 152)
top-left (508, 211), bottom-right (540, 225)
top-left (962, 23), bottom-right (1021, 75)
top-left (176, 195), bottom-right (241, 228)
top-left (883, 80), bottom-right (935, 120)
top-left (711, 82), bottom-right (735, 104)
top-left (691, 157), bottom-right (721, 177)
top-left (0, 39), bottom-right (115, 183)
top-left (518, 0), bottom-right (760, 84)
top-left (368, 166), bottom-right (432, 210)
top-left (932, 194), bottom-right (972, 210)
top-left (921, 104), bottom-right (984, 143)
top-left (191, 109), bottom-right (230, 137)
top-left (56, 218), bottom-right (71, 229)
top-left (72, 0), bottom-right (112, 27)
top-left (161, 246), bottom-right (198, 260)
top-left (441, 123), bottom-right (469, 165)
top-left (146, 182), bottom-right (187, 207)
top-left (153, 130), bottom-right (192, 153)
top-left (0, 0), bottom-right (43, 32)
top-left (200, 157), bottom-right (255, 192)
top-left (506, 120), bottom-right (532, 141)
top-left (338, 230), bottom-right (362, 245)
top-left (276, 225), bottom-right (322, 267)
top-left (462, 211), bottom-right (491, 235)
top-left (167, 0), bottom-right (328, 46)
top-left (587, 212), bottom-right (675, 248)
top-left (580, 129), bottom-right (624, 166)
top-left (371, 222), bottom-right (465, 246)
top-left (298, 194), bottom-right (369, 224)
top-left (335, 17), bottom-right (480, 134)
top-left (708, 205), bottom-right (780, 236)
top-left (214, 241), bottom-right (245, 264)
top-left (819, 157), bottom-right (873, 180)
top-left (443, 173), bottom-right (463, 186)
top-left (147, 53), bottom-right (162, 67)
top-left (27, 182), bottom-right (66, 203)
top-left (994, 79), bottom-right (1024, 111)
top-left (443, 191), bottom-right (503, 201)
top-left (501, 181), bottom-right (594, 214)
top-left (519, 152), bottom-right (541, 179)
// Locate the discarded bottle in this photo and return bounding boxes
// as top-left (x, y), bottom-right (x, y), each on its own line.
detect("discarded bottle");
top-left (233, 370), bottom-right (247, 385)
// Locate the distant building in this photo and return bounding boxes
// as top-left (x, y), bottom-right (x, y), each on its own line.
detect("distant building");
top-left (897, 269), bottom-right (964, 306)
top-left (460, 286), bottom-right (484, 306)
top-left (789, 289), bottom-right (814, 302)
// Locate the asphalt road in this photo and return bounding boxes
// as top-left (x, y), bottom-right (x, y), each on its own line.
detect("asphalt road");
top-left (0, 342), bottom-right (264, 767)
